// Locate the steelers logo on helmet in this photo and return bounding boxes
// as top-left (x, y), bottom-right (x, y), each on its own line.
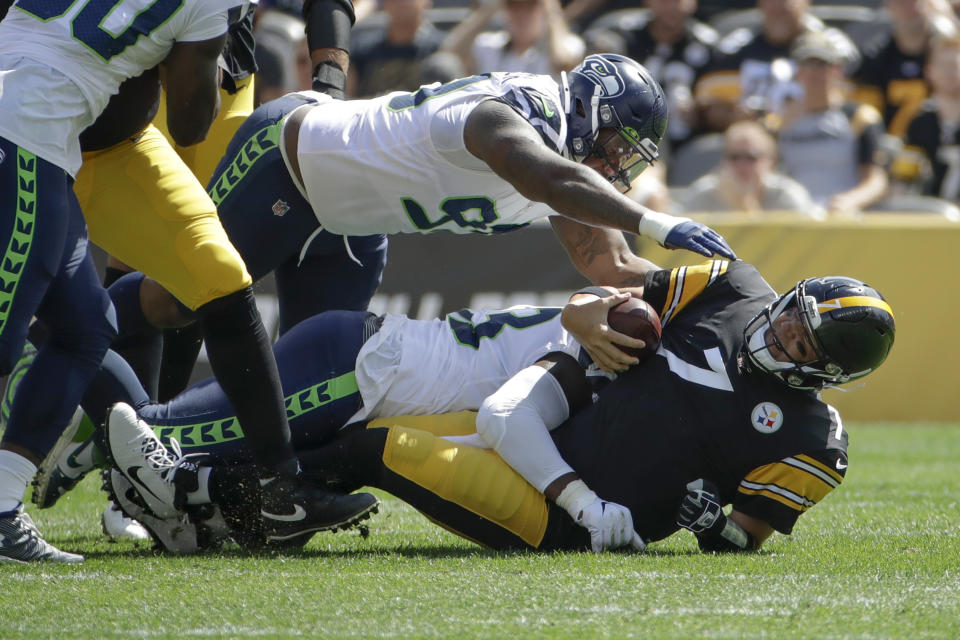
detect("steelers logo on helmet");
top-left (562, 54), bottom-right (668, 192)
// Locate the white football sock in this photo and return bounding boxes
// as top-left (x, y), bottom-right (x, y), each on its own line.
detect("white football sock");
top-left (0, 450), bottom-right (37, 513)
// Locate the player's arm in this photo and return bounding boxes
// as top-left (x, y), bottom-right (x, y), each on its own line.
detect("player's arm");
top-left (463, 100), bottom-right (736, 259)
top-left (303, 0), bottom-right (356, 98)
top-left (561, 285), bottom-right (646, 373)
top-left (675, 479), bottom-right (772, 552)
top-left (475, 353), bottom-right (644, 552)
top-left (549, 217), bottom-right (659, 288)
top-left (160, 35), bottom-right (227, 147)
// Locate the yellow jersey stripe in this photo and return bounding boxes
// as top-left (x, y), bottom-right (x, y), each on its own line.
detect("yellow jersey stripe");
top-left (661, 260), bottom-right (729, 325)
top-left (741, 460), bottom-right (838, 507)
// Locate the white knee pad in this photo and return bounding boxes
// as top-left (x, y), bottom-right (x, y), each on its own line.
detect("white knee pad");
top-left (476, 365), bottom-right (573, 492)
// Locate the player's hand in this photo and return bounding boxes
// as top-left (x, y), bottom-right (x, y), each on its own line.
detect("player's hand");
top-left (676, 478), bottom-right (724, 534)
top-left (562, 291), bottom-right (643, 373)
top-left (577, 497), bottom-right (646, 552)
top-left (664, 220), bottom-right (737, 260)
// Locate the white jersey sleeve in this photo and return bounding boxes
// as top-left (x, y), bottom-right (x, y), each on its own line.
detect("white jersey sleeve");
top-left (350, 305), bottom-right (583, 422)
top-left (0, 0), bottom-right (242, 175)
top-left (295, 73), bottom-right (569, 237)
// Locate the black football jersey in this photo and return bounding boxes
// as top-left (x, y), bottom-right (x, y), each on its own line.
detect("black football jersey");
top-left (902, 102), bottom-right (960, 200)
top-left (551, 260), bottom-right (848, 543)
top-left (694, 30), bottom-right (799, 114)
top-left (852, 28), bottom-right (929, 137)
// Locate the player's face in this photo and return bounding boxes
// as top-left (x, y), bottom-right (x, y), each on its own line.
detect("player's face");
top-left (766, 307), bottom-right (816, 364)
top-left (583, 127), bottom-right (650, 192)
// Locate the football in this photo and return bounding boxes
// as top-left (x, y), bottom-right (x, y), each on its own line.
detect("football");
top-left (607, 297), bottom-right (662, 362)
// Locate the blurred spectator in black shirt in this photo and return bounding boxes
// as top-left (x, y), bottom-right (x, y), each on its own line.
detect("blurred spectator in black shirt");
top-left (443, 0), bottom-right (585, 76)
top-left (348, 0), bottom-right (447, 98)
top-left (896, 35), bottom-right (960, 200)
top-left (694, 0), bottom-right (856, 133)
top-left (611, 0), bottom-right (719, 151)
top-left (852, 0), bottom-right (956, 138)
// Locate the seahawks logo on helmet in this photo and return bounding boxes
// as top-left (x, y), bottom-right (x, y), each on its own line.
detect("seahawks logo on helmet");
top-left (577, 57), bottom-right (627, 98)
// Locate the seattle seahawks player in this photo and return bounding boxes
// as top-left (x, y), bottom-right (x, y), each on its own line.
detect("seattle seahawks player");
top-left (0, 0), bottom-right (244, 564)
top-left (39, 288), bottom-right (646, 549)
top-left (0, 0), bottom-right (378, 564)
top-left (122, 53), bottom-right (736, 374)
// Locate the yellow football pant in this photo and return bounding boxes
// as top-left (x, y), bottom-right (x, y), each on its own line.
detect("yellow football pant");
top-left (74, 83), bottom-right (256, 310)
top-left (367, 413), bottom-right (552, 549)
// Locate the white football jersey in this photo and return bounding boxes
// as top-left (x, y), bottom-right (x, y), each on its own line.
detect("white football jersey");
top-left (295, 72), bottom-right (569, 236)
top-left (352, 306), bottom-right (582, 421)
top-left (0, 0), bottom-right (244, 175)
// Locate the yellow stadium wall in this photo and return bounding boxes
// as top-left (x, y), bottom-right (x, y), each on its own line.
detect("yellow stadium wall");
top-left (633, 213), bottom-right (958, 422)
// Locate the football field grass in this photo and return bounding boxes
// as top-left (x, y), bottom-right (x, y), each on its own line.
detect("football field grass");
top-left (2, 424), bottom-right (958, 639)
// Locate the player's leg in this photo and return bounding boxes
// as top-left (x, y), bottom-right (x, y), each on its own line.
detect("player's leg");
top-left (79, 120), bottom-right (375, 531)
top-left (298, 421), bottom-right (591, 552)
top-left (274, 233), bottom-right (388, 335)
top-left (152, 81), bottom-right (256, 401)
top-left (208, 92), bottom-right (330, 285)
top-left (0, 142), bottom-right (114, 562)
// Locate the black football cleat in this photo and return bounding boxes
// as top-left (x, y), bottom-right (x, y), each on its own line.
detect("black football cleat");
top-left (260, 475), bottom-right (379, 543)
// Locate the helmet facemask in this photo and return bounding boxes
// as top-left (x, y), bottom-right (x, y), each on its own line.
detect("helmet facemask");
top-left (742, 287), bottom-right (844, 389)
top-left (743, 278), bottom-right (894, 390)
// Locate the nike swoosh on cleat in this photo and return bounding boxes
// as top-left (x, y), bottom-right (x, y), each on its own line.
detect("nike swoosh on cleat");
top-left (126, 466), bottom-right (166, 502)
top-left (261, 504), bottom-right (307, 522)
top-left (64, 448), bottom-right (88, 471)
top-left (836, 459), bottom-right (848, 470)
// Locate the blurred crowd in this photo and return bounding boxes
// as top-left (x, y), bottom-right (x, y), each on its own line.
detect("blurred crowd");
top-left (254, 0), bottom-right (960, 219)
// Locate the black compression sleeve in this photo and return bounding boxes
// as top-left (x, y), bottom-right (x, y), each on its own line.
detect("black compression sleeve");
top-left (303, 0), bottom-right (355, 53)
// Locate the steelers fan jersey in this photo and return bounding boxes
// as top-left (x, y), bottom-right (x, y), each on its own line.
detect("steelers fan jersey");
top-left (551, 260), bottom-right (848, 543)
top-left (0, 0), bottom-right (245, 176)
top-left (852, 28), bottom-right (929, 138)
top-left (351, 306), bottom-right (581, 421)
top-left (295, 72), bottom-right (566, 236)
top-left (615, 13), bottom-right (718, 144)
top-left (899, 102), bottom-right (960, 200)
top-left (694, 30), bottom-right (800, 115)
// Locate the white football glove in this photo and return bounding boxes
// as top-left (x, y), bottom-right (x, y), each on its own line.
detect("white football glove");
top-left (556, 479), bottom-right (645, 552)
top-left (577, 498), bottom-right (646, 552)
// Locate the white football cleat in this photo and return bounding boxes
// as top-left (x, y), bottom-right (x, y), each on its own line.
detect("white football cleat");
top-left (101, 501), bottom-right (150, 541)
top-left (105, 402), bottom-right (196, 519)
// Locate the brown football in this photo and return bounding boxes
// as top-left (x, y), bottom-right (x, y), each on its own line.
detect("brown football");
top-left (607, 297), bottom-right (662, 362)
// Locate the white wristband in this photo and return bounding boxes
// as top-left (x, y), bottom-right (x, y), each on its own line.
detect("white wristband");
top-left (637, 210), bottom-right (689, 245)
top-left (555, 479), bottom-right (598, 519)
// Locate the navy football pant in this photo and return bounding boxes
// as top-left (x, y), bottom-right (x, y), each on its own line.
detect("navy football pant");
top-left (208, 92), bottom-right (387, 334)
top-left (81, 310), bottom-right (373, 461)
top-left (0, 137), bottom-right (116, 458)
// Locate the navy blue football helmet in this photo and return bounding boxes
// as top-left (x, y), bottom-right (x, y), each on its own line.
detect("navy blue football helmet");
top-left (561, 54), bottom-right (668, 191)
top-left (742, 276), bottom-right (896, 389)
